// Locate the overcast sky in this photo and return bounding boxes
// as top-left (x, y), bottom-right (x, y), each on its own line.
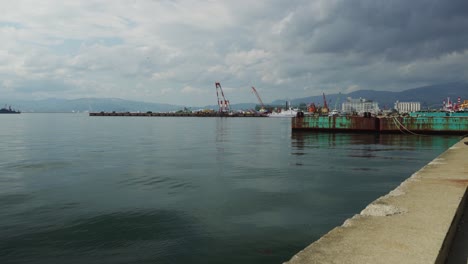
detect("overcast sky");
top-left (1, 0), bottom-right (467, 105)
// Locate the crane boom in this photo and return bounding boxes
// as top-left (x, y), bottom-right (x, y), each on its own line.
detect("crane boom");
top-left (320, 92), bottom-right (329, 114)
top-left (251, 86), bottom-right (265, 108)
top-left (323, 92), bottom-right (328, 109)
top-left (215, 82), bottom-right (230, 112)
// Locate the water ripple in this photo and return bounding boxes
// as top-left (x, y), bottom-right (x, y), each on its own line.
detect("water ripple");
top-left (118, 174), bottom-right (195, 191)
top-left (0, 210), bottom-right (199, 263)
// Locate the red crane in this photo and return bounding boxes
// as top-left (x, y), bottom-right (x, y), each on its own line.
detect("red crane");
top-left (215, 82), bottom-right (230, 113)
top-left (321, 92), bottom-right (329, 114)
top-left (322, 92), bottom-right (328, 109)
top-left (251, 86), bottom-right (265, 109)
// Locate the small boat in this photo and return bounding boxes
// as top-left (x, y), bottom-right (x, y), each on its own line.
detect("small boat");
top-left (328, 109), bottom-right (340, 116)
top-left (268, 108), bottom-right (298, 118)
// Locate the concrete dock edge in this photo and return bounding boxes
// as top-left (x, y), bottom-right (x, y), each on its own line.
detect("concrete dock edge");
top-left (284, 137), bottom-right (468, 264)
top-left (437, 185), bottom-right (467, 263)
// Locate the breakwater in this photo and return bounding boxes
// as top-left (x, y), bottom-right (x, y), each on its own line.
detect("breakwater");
top-left (285, 137), bottom-right (468, 264)
top-left (89, 112), bottom-right (267, 117)
top-left (292, 116), bottom-right (468, 135)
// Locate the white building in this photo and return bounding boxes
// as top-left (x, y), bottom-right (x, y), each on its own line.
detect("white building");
top-left (394, 101), bottom-right (421, 113)
top-left (342, 97), bottom-right (380, 114)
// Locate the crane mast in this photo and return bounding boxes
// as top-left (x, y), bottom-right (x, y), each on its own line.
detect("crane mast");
top-left (251, 86), bottom-right (265, 109)
top-left (323, 92), bottom-right (328, 109)
top-left (215, 82), bottom-right (230, 113)
top-left (321, 92), bottom-right (329, 114)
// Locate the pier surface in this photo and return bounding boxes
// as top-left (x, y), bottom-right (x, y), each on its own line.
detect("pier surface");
top-left (285, 137), bottom-right (468, 264)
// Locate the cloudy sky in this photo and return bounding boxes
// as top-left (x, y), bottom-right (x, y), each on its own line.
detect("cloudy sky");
top-left (1, 0), bottom-right (468, 106)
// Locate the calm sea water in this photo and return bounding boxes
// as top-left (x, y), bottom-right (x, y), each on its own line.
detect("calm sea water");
top-left (0, 114), bottom-right (461, 264)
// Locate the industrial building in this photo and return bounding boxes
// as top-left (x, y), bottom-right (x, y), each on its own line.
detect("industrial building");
top-left (342, 97), bottom-right (380, 114)
top-left (394, 101), bottom-right (421, 113)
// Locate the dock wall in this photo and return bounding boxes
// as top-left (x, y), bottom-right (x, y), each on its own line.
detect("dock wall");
top-left (285, 137), bottom-right (468, 264)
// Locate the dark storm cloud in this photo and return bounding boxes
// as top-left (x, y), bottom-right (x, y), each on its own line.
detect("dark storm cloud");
top-left (282, 0), bottom-right (468, 61)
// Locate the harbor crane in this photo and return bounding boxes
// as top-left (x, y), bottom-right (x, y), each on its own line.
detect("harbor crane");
top-left (251, 86), bottom-right (266, 111)
top-left (321, 92), bottom-right (329, 114)
top-left (215, 82), bottom-right (230, 113)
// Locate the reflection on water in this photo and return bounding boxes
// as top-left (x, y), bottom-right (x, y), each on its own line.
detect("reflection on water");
top-left (292, 132), bottom-right (458, 150)
top-left (0, 114), bottom-right (461, 264)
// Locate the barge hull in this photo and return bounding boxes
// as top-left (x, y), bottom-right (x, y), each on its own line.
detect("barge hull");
top-left (292, 116), bottom-right (468, 135)
top-left (379, 116), bottom-right (468, 135)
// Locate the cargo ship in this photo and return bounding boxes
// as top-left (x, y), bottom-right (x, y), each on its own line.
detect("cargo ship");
top-left (405, 97), bottom-right (468, 117)
top-left (0, 106), bottom-right (20, 114)
top-left (292, 114), bottom-right (468, 135)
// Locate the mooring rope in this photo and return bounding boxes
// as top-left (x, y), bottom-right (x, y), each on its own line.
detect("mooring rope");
top-left (391, 116), bottom-right (407, 134)
top-left (392, 116), bottom-right (425, 136)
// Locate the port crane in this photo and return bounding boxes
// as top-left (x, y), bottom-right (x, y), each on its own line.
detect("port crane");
top-left (215, 82), bottom-right (230, 113)
top-left (251, 86), bottom-right (266, 111)
top-left (321, 92), bottom-right (329, 114)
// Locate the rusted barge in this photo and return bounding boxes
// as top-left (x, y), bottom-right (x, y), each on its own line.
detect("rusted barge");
top-left (292, 115), bottom-right (468, 135)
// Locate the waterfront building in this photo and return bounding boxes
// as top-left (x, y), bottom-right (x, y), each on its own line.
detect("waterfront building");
top-left (394, 101), bottom-right (421, 113)
top-left (342, 97), bottom-right (380, 114)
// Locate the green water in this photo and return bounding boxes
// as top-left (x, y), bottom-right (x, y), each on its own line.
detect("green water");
top-left (0, 114), bottom-right (460, 263)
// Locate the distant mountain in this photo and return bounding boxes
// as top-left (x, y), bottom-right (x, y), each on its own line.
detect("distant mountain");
top-left (4, 82), bottom-right (467, 112)
top-left (273, 82), bottom-right (468, 110)
top-left (4, 98), bottom-right (184, 113)
top-left (4, 97), bottom-right (257, 113)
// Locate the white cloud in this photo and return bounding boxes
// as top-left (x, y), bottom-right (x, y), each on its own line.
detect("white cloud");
top-left (0, 0), bottom-right (467, 105)
top-left (344, 85), bottom-right (361, 93)
top-left (225, 49), bottom-right (271, 67)
top-left (181, 86), bottom-right (206, 95)
top-left (152, 71), bottom-right (176, 81)
top-left (160, 88), bottom-right (174, 95)
top-left (272, 12), bottom-right (294, 35)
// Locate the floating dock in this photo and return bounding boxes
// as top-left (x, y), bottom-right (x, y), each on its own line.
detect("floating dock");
top-left (89, 112), bottom-right (268, 117)
top-left (292, 116), bottom-right (468, 135)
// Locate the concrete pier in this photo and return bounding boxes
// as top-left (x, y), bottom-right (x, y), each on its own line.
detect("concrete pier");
top-left (89, 112), bottom-right (268, 117)
top-left (285, 137), bottom-right (468, 264)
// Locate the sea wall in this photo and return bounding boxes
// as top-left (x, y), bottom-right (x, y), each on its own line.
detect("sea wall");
top-left (285, 137), bottom-right (468, 264)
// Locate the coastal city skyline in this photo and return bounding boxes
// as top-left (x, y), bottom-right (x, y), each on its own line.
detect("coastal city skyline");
top-left (1, 0), bottom-right (468, 105)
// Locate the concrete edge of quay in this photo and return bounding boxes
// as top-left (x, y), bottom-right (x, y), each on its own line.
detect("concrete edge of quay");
top-left (284, 137), bottom-right (468, 264)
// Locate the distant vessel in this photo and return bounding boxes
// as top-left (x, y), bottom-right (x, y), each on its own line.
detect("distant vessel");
top-left (268, 108), bottom-right (298, 118)
top-left (0, 105), bottom-right (20, 114)
top-left (408, 97), bottom-right (468, 117)
top-left (328, 109), bottom-right (340, 116)
top-left (268, 101), bottom-right (298, 118)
